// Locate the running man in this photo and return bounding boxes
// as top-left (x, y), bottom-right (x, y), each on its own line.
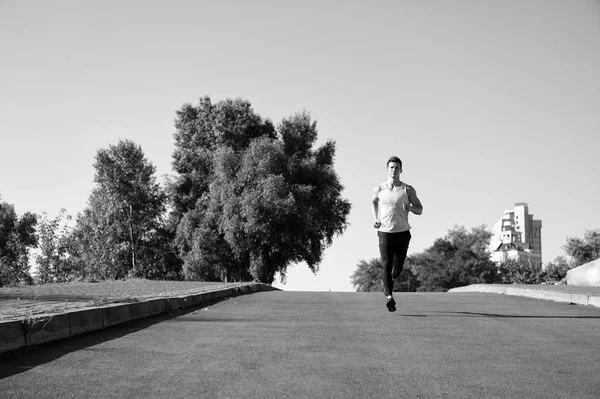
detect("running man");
top-left (372, 156), bottom-right (423, 312)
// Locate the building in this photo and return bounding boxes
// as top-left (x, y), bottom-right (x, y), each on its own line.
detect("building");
top-left (489, 203), bottom-right (542, 267)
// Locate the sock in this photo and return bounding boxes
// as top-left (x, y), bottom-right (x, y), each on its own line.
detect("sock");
top-left (387, 295), bottom-right (393, 300)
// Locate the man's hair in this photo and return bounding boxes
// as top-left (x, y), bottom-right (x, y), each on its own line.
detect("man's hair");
top-left (386, 156), bottom-right (402, 167)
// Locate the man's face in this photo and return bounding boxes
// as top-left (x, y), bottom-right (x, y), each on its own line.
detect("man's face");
top-left (387, 162), bottom-right (402, 177)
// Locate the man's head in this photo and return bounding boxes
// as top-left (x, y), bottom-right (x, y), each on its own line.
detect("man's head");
top-left (386, 156), bottom-right (402, 176)
top-left (386, 156), bottom-right (402, 168)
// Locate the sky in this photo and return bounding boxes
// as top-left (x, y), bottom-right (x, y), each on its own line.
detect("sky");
top-left (1, 0), bottom-right (599, 292)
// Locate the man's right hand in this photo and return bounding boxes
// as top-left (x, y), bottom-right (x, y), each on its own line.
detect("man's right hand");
top-left (373, 221), bottom-right (381, 229)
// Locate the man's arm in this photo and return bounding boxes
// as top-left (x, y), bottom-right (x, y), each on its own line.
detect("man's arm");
top-left (407, 185), bottom-right (423, 215)
top-left (372, 185), bottom-right (381, 227)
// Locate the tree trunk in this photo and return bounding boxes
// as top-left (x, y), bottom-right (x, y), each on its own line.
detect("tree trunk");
top-left (127, 203), bottom-right (136, 275)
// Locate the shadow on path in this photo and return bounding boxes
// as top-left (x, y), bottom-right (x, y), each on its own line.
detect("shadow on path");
top-left (401, 311), bottom-right (600, 319)
top-left (0, 298), bottom-right (229, 380)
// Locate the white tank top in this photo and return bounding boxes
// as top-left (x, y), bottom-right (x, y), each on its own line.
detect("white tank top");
top-left (378, 182), bottom-right (411, 233)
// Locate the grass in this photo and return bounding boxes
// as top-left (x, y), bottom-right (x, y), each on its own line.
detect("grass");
top-left (0, 280), bottom-right (255, 322)
top-left (0, 296), bottom-right (147, 322)
top-left (0, 301), bottom-right (87, 322)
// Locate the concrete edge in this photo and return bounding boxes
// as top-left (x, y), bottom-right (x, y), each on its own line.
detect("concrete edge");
top-left (448, 284), bottom-right (600, 309)
top-left (0, 282), bottom-right (278, 354)
top-left (0, 320), bottom-right (25, 353)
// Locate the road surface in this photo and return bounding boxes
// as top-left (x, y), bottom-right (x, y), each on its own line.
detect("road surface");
top-left (1, 291), bottom-right (599, 398)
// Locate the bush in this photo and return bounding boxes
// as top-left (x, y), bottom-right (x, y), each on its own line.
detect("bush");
top-left (497, 259), bottom-right (544, 284)
top-left (541, 256), bottom-right (573, 284)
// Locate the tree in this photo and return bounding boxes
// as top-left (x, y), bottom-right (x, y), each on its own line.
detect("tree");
top-left (171, 97), bottom-right (351, 284)
top-left (72, 188), bottom-right (132, 280)
top-left (496, 259), bottom-right (544, 284)
top-left (538, 229), bottom-right (600, 284)
top-left (542, 256), bottom-right (572, 284)
top-left (410, 225), bottom-right (498, 291)
top-left (72, 140), bottom-right (173, 280)
top-left (94, 140), bottom-right (167, 275)
top-left (170, 96), bottom-right (277, 219)
top-left (35, 209), bottom-right (79, 283)
top-left (171, 97), bottom-right (279, 282)
top-left (0, 197), bottom-right (37, 286)
top-left (562, 229), bottom-right (600, 266)
top-left (351, 258), bottom-right (383, 292)
top-left (351, 257), bottom-right (418, 292)
top-left (445, 225), bottom-right (492, 258)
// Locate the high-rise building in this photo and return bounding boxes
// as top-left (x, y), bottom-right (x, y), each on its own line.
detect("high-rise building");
top-left (489, 203), bottom-right (542, 267)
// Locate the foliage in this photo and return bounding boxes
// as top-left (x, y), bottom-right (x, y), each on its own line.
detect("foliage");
top-left (72, 140), bottom-right (177, 280)
top-left (351, 257), bottom-right (418, 293)
top-left (537, 229), bottom-right (600, 284)
top-left (174, 205), bottom-right (252, 282)
top-left (542, 256), bottom-right (572, 284)
top-left (399, 257), bottom-right (420, 292)
top-left (170, 96), bottom-right (277, 219)
top-left (351, 258), bottom-right (383, 292)
top-left (352, 226), bottom-right (600, 292)
top-left (171, 97), bottom-right (351, 284)
top-left (496, 259), bottom-right (544, 284)
top-left (35, 209), bottom-right (80, 283)
top-left (71, 188), bottom-right (127, 280)
top-left (562, 229), bottom-right (600, 267)
top-left (0, 197), bottom-right (37, 287)
top-left (409, 225), bottom-right (498, 292)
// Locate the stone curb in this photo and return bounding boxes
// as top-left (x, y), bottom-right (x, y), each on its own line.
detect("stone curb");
top-left (448, 284), bottom-right (600, 308)
top-left (0, 282), bottom-right (277, 354)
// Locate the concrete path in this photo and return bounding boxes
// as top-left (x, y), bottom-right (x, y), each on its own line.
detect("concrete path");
top-left (1, 291), bottom-right (599, 398)
top-left (2, 281), bottom-right (600, 354)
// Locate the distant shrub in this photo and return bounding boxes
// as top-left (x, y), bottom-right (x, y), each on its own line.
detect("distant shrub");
top-left (497, 259), bottom-right (544, 284)
top-left (541, 256), bottom-right (573, 284)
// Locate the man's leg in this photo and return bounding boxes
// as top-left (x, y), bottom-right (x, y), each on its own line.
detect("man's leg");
top-left (392, 230), bottom-right (412, 280)
top-left (378, 232), bottom-right (396, 312)
top-left (391, 256), bottom-right (401, 280)
top-left (378, 232), bottom-right (394, 296)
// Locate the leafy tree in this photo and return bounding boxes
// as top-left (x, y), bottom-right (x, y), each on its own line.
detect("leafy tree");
top-left (171, 97), bottom-right (351, 284)
top-left (137, 224), bottom-right (183, 280)
top-left (175, 205), bottom-right (251, 282)
top-left (35, 209), bottom-right (79, 283)
top-left (445, 225), bottom-right (492, 258)
top-left (399, 257), bottom-right (421, 292)
top-left (538, 229), bottom-right (600, 284)
top-left (94, 139), bottom-right (167, 275)
top-left (171, 97), bottom-right (278, 282)
top-left (170, 97), bottom-right (277, 219)
top-left (542, 256), bottom-right (572, 284)
top-left (496, 258), bottom-right (544, 284)
top-left (0, 197), bottom-right (37, 286)
top-left (562, 229), bottom-right (600, 266)
top-left (351, 257), bottom-right (418, 292)
top-left (72, 140), bottom-right (174, 280)
top-left (410, 225), bottom-right (498, 291)
top-left (72, 188), bottom-right (131, 280)
top-left (351, 258), bottom-right (383, 292)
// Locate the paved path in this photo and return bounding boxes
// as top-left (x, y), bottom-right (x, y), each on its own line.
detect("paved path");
top-left (2, 281), bottom-right (600, 354)
top-left (1, 291), bottom-right (600, 398)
